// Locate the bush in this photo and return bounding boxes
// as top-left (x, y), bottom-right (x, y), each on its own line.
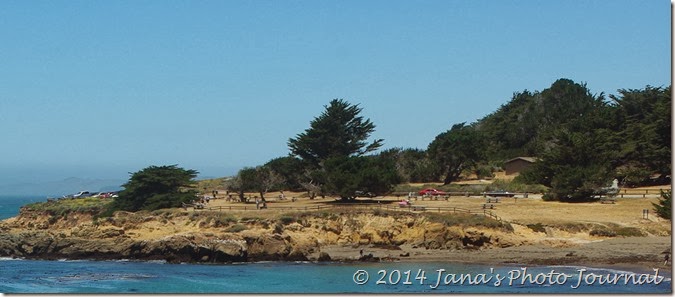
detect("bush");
top-left (590, 228), bottom-right (616, 237)
top-left (617, 166), bottom-right (652, 187)
top-left (24, 198), bottom-right (110, 219)
top-left (225, 224), bottom-right (247, 233)
top-left (425, 213), bottom-right (513, 232)
top-left (475, 165), bottom-right (494, 179)
top-left (213, 215), bottom-right (237, 227)
top-left (615, 227), bottom-right (646, 237)
top-left (486, 180), bottom-right (548, 194)
top-left (526, 223), bottom-right (546, 233)
top-left (279, 216), bottom-right (296, 225)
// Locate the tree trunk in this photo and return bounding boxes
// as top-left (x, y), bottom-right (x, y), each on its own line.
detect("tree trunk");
top-left (443, 164), bottom-right (462, 185)
top-left (259, 191), bottom-right (266, 202)
top-left (238, 190), bottom-right (245, 202)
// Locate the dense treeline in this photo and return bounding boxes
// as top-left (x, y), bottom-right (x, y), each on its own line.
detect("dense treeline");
top-left (100, 78), bottom-right (669, 215)
top-left (227, 78), bottom-right (670, 202)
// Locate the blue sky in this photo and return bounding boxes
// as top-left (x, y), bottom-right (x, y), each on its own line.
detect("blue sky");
top-left (0, 1), bottom-right (670, 184)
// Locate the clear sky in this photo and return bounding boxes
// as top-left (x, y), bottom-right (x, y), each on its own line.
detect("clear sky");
top-left (0, 1), bottom-right (670, 184)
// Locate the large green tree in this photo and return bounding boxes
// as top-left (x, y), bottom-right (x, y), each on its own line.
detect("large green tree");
top-left (322, 155), bottom-right (401, 200)
top-left (264, 156), bottom-right (305, 191)
top-left (228, 167), bottom-right (258, 202)
top-left (288, 99), bottom-right (383, 168)
top-left (476, 78), bottom-right (614, 162)
top-left (653, 190), bottom-right (672, 220)
top-left (526, 128), bottom-right (615, 202)
top-left (287, 99), bottom-right (399, 200)
top-left (378, 148), bottom-right (439, 183)
top-left (610, 86), bottom-right (671, 184)
top-left (427, 123), bottom-right (485, 184)
top-left (517, 80), bottom-right (616, 201)
top-left (106, 165), bottom-right (198, 213)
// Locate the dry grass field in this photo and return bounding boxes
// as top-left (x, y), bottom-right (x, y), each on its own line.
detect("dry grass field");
top-left (204, 187), bottom-right (670, 230)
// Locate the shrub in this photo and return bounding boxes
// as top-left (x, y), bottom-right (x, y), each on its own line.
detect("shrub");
top-left (213, 215), bottom-right (237, 227)
top-left (279, 216), bottom-right (296, 225)
top-left (226, 224), bottom-right (247, 233)
top-left (590, 228), bottom-right (616, 237)
top-left (653, 190), bottom-right (671, 220)
top-left (526, 223), bottom-right (546, 233)
top-left (273, 223), bottom-right (284, 234)
top-left (425, 213), bottom-right (513, 232)
top-left (24, 198), bottom-right (109, 219)
top-left (475, 165), bottom-right (494, 179)
top-left (486, 179), bottom-right (548, 194)
top-left (615, 227), bottom-right (646, 237)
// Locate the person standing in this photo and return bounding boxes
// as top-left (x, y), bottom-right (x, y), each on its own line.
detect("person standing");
top-left (665, 253), bottom-right (670, 265)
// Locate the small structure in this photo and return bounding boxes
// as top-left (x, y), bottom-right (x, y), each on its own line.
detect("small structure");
top-left (504, 157), bottom-right (538, 176)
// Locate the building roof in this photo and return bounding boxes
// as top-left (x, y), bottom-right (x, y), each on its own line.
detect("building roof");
top-left (504, 157), bottom-right (538, 164)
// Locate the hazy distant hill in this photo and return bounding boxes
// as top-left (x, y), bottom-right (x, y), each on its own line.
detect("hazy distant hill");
top-left (0, 177), bottom-right (125, 197)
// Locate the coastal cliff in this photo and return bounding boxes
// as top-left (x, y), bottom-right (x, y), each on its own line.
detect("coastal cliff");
top-left (0, 207), bottom-right (517, 263)
top-left (0, 205), bottom-right (670, 270)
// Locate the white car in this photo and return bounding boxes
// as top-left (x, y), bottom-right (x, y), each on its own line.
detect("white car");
top-left (73, 191), bottom-right (91, 198)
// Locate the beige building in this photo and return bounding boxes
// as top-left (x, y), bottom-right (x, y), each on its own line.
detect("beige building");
top-left (504, 157), bottom-right (538, 176)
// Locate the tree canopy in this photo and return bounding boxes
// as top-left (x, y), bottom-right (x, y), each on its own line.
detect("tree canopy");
top-left (653, 190), bottom-right (671, 220)
top-left (105, 165), bottom-right (198, 214)
top-left (322, 155), bottom-right (401, 200)
top-left (288, 99), bottom-right (383, 167)
top-left (229, 79), bottom-right (669, 203)
top-left (284, 98), bottom-right (399, 200)
top-left (427, 123), bottom-right (485, 184)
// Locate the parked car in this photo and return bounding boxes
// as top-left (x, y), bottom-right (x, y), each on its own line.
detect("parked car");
top-left (94, 192), bottom-right (114, 198)
top-left (485, 190), bottom-right (515, 197)
top-left (72, 191), bottom-right (91, 198)
top-left (418, 188), bottom-right (447, 196)
top-left (354, 191), bottom-right (376, 198)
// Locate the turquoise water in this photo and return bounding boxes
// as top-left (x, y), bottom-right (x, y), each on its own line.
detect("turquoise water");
top-left (0, 259), bottom-right (670, 293)
top-left (0, 196), bottom-right (671, 293)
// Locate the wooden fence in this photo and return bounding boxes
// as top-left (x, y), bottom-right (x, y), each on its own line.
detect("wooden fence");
top-left (197, 203), bottom-right (504, 222)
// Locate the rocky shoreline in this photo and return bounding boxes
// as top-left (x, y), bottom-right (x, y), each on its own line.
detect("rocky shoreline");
top-left (0, 208), bottom-right (670, 272)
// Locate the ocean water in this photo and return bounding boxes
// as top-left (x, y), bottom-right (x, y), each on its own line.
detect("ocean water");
top-left (0, 195), bottom-right (42, 220)
top-left (0, 195), bottom-right (671, 293)
top-left (0, 259), bottom-right (670, 293)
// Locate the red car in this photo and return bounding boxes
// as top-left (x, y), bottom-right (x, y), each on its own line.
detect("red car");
top-left (418, 188), bottom-right (447, 196)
